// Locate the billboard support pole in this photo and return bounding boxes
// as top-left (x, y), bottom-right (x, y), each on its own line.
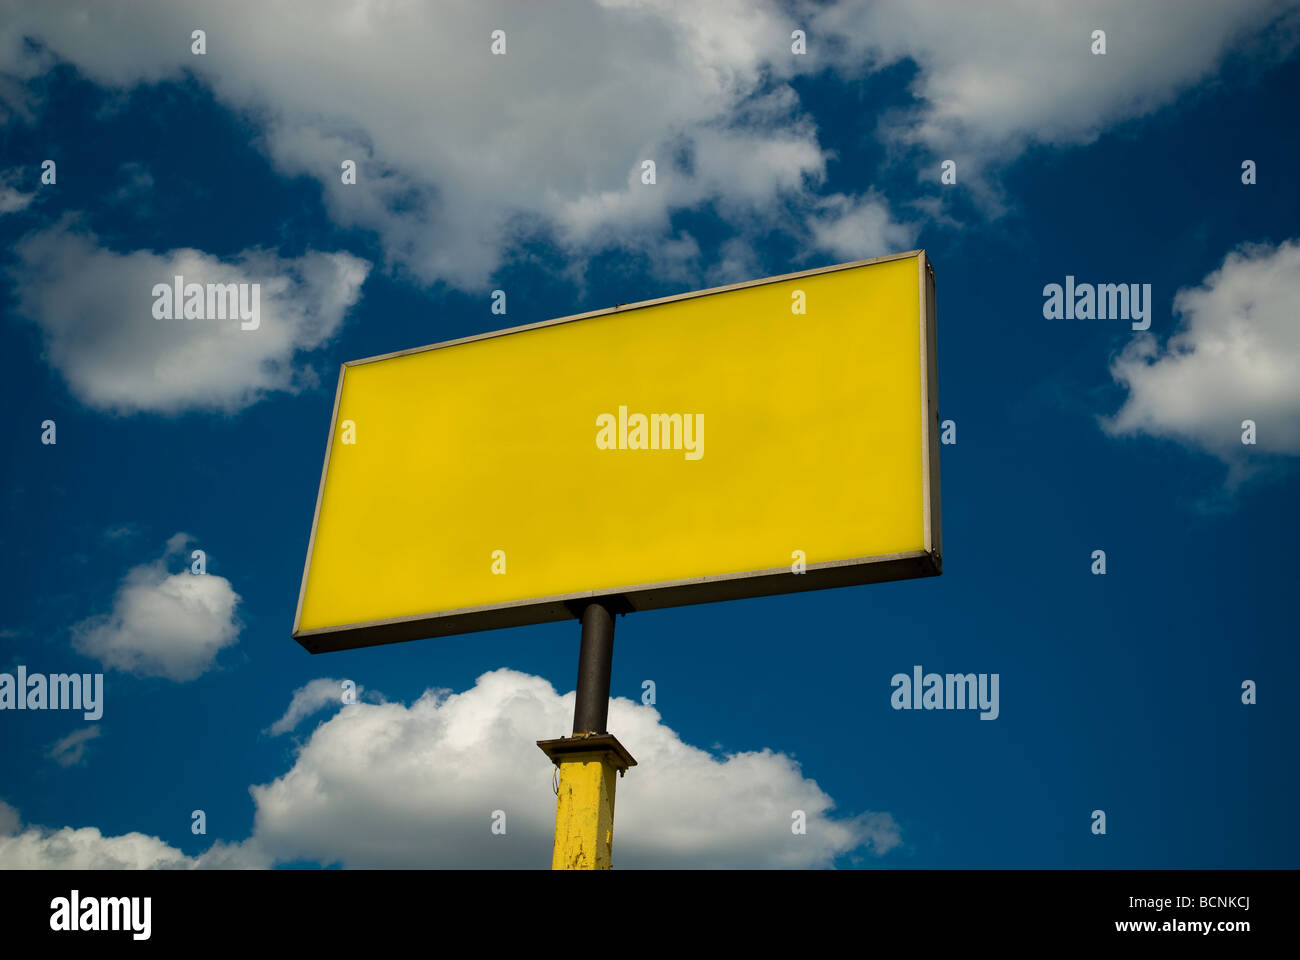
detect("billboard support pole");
top-left (537, 599), bottom-right (636, 869)
top-left (573, 601), bottom-right (615, 734)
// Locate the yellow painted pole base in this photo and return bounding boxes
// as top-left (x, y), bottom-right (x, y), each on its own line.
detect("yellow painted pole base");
top-left (537, 734), bottom-right (636, 870)
top-left (553, 752), bottom-right (619, 870)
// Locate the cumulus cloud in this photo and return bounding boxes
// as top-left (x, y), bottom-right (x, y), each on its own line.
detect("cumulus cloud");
top-left (2, 1), bottom-right (1287, 273)
top-left (0, 800), bottom-right (19, 836)
top-left (813, 0), bottom-right (1297, 166)
top-left (807, 192), bottom-right (918, 262)
top-left (0, 829), bottom-right (193, 869)
top-left (1103, 239), bottom-right (1300, 483)
top-left (265, 677), bottom-right (359, 736)
top-left (0, 0), bottom-right (910, 288)
top-left (0, 803), bottom-right (265, 869)
top-left (72, 533), bottom-right (241, 681)
top-left (46, 726), bottom-right (102, 767)
top-left (0, 670), bottom-right (899, 868)
top-left (249, 669), bottom-right (899, 868)
top-left (0, 811), bottom-right (190, 869)
top-left (9, 220), bottom-right (369, 414)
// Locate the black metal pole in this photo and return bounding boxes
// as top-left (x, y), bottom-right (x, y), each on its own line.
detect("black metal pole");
top-left (572, 600), bottom-right (615, 735)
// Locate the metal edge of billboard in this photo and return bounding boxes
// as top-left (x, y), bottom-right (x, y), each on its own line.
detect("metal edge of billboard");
top-left (292, 249), bottom-right (941, 654)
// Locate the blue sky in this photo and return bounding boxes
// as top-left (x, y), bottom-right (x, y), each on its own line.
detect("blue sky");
top-left (1, 2), bottom-right (1297, 869)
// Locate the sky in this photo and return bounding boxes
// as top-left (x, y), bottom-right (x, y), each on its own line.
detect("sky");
top-left (1, 0), bottom-right (1298, 870)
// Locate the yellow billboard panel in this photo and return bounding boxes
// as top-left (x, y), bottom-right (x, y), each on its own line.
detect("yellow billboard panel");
top-left (294, 250), bottom-right (941, 653)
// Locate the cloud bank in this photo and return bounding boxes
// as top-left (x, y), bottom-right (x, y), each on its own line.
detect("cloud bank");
top-left (1, 670), bottom-right (899, 869)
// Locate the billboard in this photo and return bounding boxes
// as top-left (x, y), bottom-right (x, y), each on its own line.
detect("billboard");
top-left (294, 249), bottom-right (940, 653)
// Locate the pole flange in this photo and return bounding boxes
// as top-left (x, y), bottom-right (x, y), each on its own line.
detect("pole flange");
top-left (537, 733), bottom-right (637, 776)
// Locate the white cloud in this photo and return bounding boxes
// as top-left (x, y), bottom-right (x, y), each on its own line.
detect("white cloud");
top-left (0, 800), bottom-right (19, 836)
top-left (1103, 239), bottom-right (1300, 482)
top-left (813, 1), bottom-right (1296, 167)
top-left (46, 725), bottom-right (102, 767)
top-left (9, 220), bottom-right (369, 415)
top-left (807, 192), bottom-right (918, 262)
top-left (0, 805), bottom-right (265, 869)
top-left (265, 677), bottom-right (358, 736)
top-left (0, 0), bottom-right (909, 288)
top-left (0, 815), bottom-right (192, 869)
top-left (0, 188), bottom-right (33, 215)
top-left (0, 167), bottom-right (34, 214)
top-left (2, 1), bottom-right (1288, 278)
top-left (0, 669), bottom-right (899, 869)
top-left (72, 534), bottom-right (241, 681)
top-left (248, 668), bottom-right (898, 868)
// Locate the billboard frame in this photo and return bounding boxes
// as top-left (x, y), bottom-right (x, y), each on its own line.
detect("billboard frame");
top-left (293, 249), bottom-right (941, 654)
